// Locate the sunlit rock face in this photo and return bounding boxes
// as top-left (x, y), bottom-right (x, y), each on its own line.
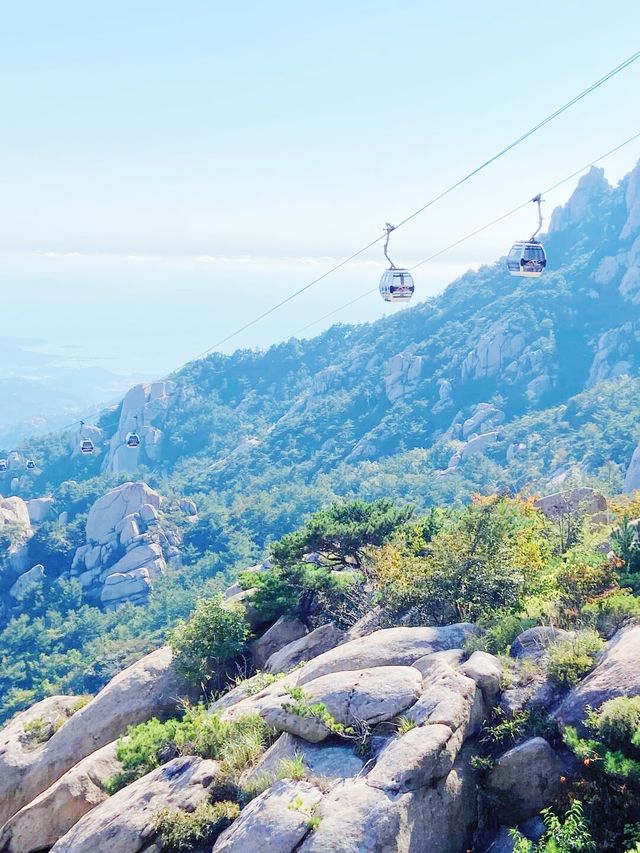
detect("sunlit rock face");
top-left (66, 481), bottom-right (183, 609)
top-left (103, 381), bottom-right (175, 474)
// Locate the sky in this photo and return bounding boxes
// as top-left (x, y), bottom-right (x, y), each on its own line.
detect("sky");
top-left (1, 1), bottom-right (640, 375)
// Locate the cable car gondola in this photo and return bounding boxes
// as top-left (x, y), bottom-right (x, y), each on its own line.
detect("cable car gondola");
top-left (79, 421), bottom-right (95, 455)
top-left (507, 194), bottom-right (547, 278)
top-left (0, 459), bottom-right (7, 472)
top-left (379, 223), bottom-right (415, 303)
top-left (126, 416), bottom-right (141, 449)
top-left (26, 459), bottom-right (36, 470)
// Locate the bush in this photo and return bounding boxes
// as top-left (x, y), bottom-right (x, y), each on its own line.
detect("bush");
top-left (547, 631), bottom-right (604, 688)
top-left (170, 596), bottom-right (249, 686)
top-left (465, 614), bottom-right (537, 655)
top-left (153, 799), bottom-right (239, 851)
top-left (105, 716), bottom-right (182, 792)
top-left (595, 696), bottom-right (640, 751)
top-left (581, 591), bottom-right (640, 638)
top-left (563, 696), bottom-right (640, 849)
top-left (556, 553), bottom-right (619, 624)
top-left (510, 800), bottom-right (595, 851)
top-left (106, 706), bottom-right (272, 794)
top-left (611, 517), bottom-right (640, 575)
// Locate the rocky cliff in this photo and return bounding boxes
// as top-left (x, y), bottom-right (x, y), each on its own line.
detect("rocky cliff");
top-left (0, 600), bottom-right (637, 852)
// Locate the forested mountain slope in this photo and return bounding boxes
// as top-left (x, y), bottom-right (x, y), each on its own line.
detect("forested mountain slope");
top-left (1, 160), bottom-right (640, 726)
top-left (15, 160), bottom-right (640, 544)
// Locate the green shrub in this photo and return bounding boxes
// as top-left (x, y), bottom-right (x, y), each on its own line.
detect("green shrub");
top-left (106, 706), bottom-right (272, 794)
top-left (581, 592), bottom-right (640, 638)
top-left (556, 553), bottom-right (618, 624)
top-left (564, 695), bottom-right (640, 783)
top-left (547, 631), bottom-right (604, 688)
top-left (612, 517), bottom-right (640, 575)
top-left (395, 716), bottom-right (417, 735)
top-left (153, 799), bottom-right (239, 851)
top-left (376, 496), bottom-right (545, 627)
top-left (21, 716), bottom-right (55, 749)
top-left (595, 696), bottom-right (640, 750)
top-left (106, 716), bottom-right (182, 793)
top-left (241, 671), bottom-right (284, 696)
top-left (271, 499), bottom-right (414, 569)
top-left (465, 614), bottom-right (537, 655)
top-left (510, 800), bottom-right (595, 851)
top-left (481, 708), bottom-right (530, 747)
top-left (242, 752), bottom-right (308, 799)
top-left (283, 687), bottom-right (350, 737)
top-left (170, 596), bottom-right (249, 686)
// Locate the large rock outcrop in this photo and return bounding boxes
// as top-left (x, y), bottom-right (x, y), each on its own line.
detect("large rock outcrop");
top-left (549, 167), bottom-right (610, 233)
top-left (265, 622), bottom-right (346, 673)
top-left (0, 497), bottom-right (31, 529)
top-left (67, 482), bottom-right (181, 608)
top-left (556, 624), bottom-right (640, 730)
top-left (50, 757), bottom-right (217, 852)
top-left (0, 647), bottom-right (192, 828)
top-left (295, 624), bottom-right (476, 684)
top-left (213, 780), bottom-right (323, 853)
top-left (486, 737), bottom-right (564, 823)
top-left (0, 741), bottom-right (120, 852)
top-left (625, 443), bottom-right (640, 493)
top-left (104, 381), bottom-right (175, 474)
top-left (214, 634), bottom-right (496, 852)
top-left (384, 348), bottom-right (424, 403)
top-left (25, 497), bottom-right (54, 525)
top-left (297, 749), bottom-right (477, 853)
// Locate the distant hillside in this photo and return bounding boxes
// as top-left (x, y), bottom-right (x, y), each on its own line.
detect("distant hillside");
top-left (8, 160), bottom-right (640, 551)
top-left (0, 338), bottom-right (154, 447)
top-left (2, 159), bottom-right (640, 730)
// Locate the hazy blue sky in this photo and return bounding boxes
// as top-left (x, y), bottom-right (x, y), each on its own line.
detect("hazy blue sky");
top-left (1, 1), bottom-right (639, 373)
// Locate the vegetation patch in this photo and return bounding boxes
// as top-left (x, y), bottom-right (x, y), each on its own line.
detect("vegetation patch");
top-left (153, 799), bottom-right (239, 851)
top-left (546, 631), bottom-right (604, 688)
top-left (105, 706), bottom-right (273, 794)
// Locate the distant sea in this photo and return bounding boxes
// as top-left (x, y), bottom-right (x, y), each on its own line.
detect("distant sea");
top-left (2, 252), bottom-right (473, 376)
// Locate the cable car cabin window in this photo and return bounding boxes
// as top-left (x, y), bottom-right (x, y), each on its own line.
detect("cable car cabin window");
top-left (523, 244), bottom-right (545, 262)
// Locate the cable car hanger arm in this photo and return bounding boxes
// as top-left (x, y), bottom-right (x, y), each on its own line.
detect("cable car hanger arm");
top-left (530, 194), bottom-right (544, 241)
top-left (383, 223), bottom-right (397, 269)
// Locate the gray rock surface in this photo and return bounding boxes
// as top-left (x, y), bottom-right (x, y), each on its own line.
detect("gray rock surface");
top-left (213, 780), bottom-right (323, 853)
top-left (296, 625), bottom-right (476, 685)
top-left (266, 622), bottom-right (346, 673)
top-left (0, 741), bottom-right (120, 852)
top-left (244, 732), bottom-right (364, 787)
top-left (366, 724), bottom-right (456, 792)
top-left (511, 626), bottom-right (569, 660)
top-left (251, 616), bottom-right (307, 670)
top-left (534, 487), bottom-right (608, 521)
top-left (384, 349), bottom-right (424, 403)
top-left (103, 381), bottom-right (175, 474)
top-left (50, 756), bottom-right (216, 852)
top-left (460, 651), bottom-right (502, 706)
top-left (297, 748), bottom-right (477, 853)
top-left (0, 496), bottom-right (30, 528)
top-left (9, 564), bottom-right (45, 599)
top-left (302, 666), bottom-right (423, 727)
top-left (68, 482), bottom-right (177, 608)
top-left (0, 647), bottom-right (192, 827)
top-left (0, 695), bottom-right (83, 829)
top-left (486, 737), bottom-right (564, 823)
top-left (25, 497), bottom-right (54, 524)
top-left (556, 624), bottom-right (640, 730)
